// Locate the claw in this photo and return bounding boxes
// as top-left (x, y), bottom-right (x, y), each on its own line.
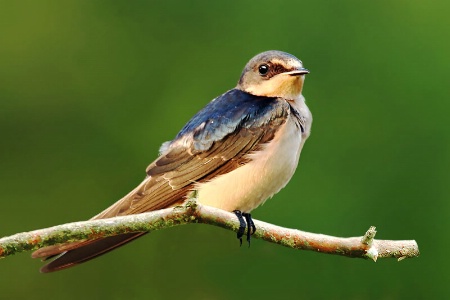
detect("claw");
top-left (233, 211), bottom-right (257, 247)
top-left (233, 210), bottom-right (246, 246)
top-left (243, 213), bottom-right (256, 247)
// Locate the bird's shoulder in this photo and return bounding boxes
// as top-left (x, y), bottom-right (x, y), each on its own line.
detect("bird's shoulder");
top-left (168, 88), bottom-right (290, 153)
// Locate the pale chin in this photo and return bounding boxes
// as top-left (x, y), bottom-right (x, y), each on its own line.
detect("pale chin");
top-left (245, 75), bottom-right (304, 99)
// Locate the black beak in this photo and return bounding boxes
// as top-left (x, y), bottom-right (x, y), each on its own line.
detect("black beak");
top-left (286, 68), bottom-right (309, 76)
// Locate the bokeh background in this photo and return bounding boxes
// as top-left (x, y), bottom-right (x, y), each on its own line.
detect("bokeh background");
top-left (1, 1), bottom-right (448, 299)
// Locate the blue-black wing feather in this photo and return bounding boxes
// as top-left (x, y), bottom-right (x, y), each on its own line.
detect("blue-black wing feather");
top-left (174, 89), bottom-right (286, 152)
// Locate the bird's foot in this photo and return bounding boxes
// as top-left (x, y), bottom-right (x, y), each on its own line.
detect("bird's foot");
top-left (233, 210), bottom-right (256, 247)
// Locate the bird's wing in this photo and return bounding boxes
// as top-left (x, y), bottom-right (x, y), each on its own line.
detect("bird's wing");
top-left (93, 89), bottom-right (291, 218)
top-left (32, 90), bottom-right (292, 271)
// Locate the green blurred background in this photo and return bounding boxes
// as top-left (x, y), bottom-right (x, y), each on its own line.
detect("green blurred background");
top-left (1, 1), bottom-right (448, 299)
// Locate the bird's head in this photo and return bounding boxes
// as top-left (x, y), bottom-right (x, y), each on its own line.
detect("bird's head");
top-left (237, 50), bottom-right (309, 100)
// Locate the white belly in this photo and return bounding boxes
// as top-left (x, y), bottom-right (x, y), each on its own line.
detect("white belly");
top-left (195, 113), bottom-right (307, 212)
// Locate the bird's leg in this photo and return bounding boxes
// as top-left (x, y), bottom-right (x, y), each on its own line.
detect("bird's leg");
top-left (242, 213), bottom-right (256, 246)
top-left (233, 210), bottom-right (246, 246)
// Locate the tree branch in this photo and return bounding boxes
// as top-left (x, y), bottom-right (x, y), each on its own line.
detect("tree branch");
top-left (0, 201), bottom-right (419, 261)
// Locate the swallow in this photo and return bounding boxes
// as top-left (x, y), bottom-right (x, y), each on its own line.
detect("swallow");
top-left (32, 50), bottom-right (312, 272)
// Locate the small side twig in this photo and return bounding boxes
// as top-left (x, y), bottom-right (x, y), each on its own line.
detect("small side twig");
top-left (0, 201), bottom-right (419, 261)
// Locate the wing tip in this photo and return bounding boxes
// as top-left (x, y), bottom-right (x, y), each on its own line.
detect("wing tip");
top-left (39, 256), bottom-right (74, 273)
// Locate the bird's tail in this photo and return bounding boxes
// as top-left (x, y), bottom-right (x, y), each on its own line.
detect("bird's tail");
top-left (32, 232), bottom-right (147, 273)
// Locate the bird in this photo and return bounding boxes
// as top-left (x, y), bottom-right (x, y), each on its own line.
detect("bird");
top-left (32, 50), bottom-right (312, 273)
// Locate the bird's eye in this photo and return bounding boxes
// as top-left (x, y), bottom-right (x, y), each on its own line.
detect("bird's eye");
top-left (258, 64), bottom-right (269, 76)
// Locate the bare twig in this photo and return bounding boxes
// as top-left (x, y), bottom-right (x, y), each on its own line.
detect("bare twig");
top-left (0, 201), bottom-right (419, 261)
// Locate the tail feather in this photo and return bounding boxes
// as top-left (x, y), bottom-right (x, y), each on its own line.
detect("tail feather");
top-left (37, 232), bottom-right (146, 273)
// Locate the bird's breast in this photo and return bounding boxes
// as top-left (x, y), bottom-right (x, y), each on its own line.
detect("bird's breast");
top-left (195, 110), bottom-right (308, 212)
